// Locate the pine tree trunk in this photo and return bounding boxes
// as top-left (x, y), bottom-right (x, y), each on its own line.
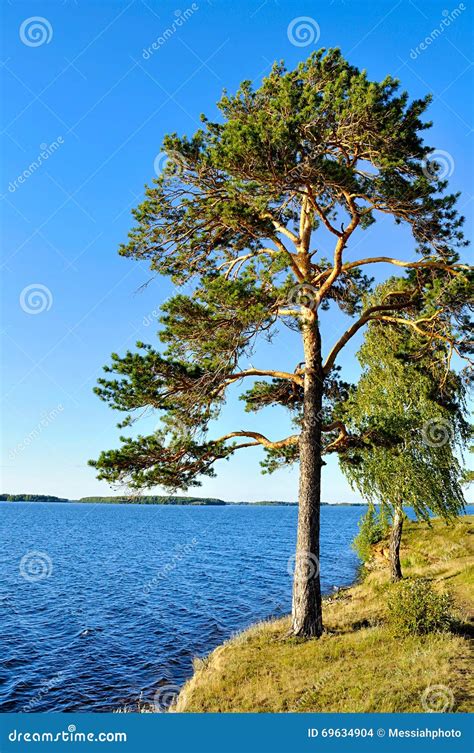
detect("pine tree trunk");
top-left (291, 314), bottom-right (324, 638)
top-left (389, 505), bottom-right (403, 581)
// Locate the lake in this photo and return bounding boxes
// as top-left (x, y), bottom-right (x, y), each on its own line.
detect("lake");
top-left (0, 502), bottom-right (364, 712)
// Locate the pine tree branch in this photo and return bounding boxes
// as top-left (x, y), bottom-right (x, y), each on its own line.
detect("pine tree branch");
top-left (215, 421), bottom-right (355, 458)
top-left (263, 213), bottom-right (300, 246)
top-left (374, 314), bottom-right (459, 348)
top-left (218, 422), bottom-right (353, 453)
top-left (316, 193), bottom-right (360, 306)
top-left (305, 185), bottom-right (342, 238)
top-left (322, 420), bottom-right (350, 453)
top-left (277, 308), bottom-right (302, 317)
top-left (313, 257), bottom-right (470, 285)
top-left (217, 248), bottom-right (280, 279)
top-left (323, 297), bottom-right (416, 374)
top-left (215, 431), bottom-right (300, 450)
top-left (271, 235), bottom-right (305, 280)
top-left (225, 369), bottom-right (304, 386)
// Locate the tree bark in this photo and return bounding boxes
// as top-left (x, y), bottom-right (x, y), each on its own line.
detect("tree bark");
top-left (291, 313), bottom-right (324, 637)
top-left (389, 505), bottom-right (403, 581)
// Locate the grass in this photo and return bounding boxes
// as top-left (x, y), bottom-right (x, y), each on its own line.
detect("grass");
top-left (174, 515), bottom-right (474, 713)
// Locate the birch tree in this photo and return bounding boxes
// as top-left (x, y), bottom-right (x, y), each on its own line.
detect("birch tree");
top-left (339, 318), bottom-right (469, 580)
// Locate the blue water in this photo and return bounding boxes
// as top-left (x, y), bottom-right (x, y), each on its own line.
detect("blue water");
top-left (0, 502), bottom-right (364, 712)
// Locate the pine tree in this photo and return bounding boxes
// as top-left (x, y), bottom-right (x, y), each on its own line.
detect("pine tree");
top-left (91, 50), bottom-right (472, 637)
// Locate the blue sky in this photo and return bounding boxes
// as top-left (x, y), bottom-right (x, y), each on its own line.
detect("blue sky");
top-left (1, 0), bottom-right (472, 501)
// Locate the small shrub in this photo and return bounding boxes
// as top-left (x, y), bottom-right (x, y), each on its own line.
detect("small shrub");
top-left (387, 578), bottom-right (453, 636)
top-left (352, 505), bottom-right (389, 562)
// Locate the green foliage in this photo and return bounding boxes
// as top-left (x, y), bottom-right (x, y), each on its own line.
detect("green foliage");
top-left (89, 431), bottom-right (235, 490)
top-left (462, 435), bottom-right (474, 485)
top-left (352, 504), bottom-right (390, 562)
top-left (339, 309), bottom-right (468, 523)
top-left (387, 578), bottom-right (453, 636)
top-left (120, 49), bottom-right (467, 281)
top-left (91, 49), bottom-right (470, 492)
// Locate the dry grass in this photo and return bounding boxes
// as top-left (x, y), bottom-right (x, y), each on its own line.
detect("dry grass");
top-left (175, 515), bottom-right (474, 713)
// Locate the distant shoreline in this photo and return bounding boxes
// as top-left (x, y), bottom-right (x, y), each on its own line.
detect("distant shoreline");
top-left (0, 494), bottom-right (366, 507)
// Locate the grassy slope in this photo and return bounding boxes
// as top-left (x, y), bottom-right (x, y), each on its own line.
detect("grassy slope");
top-left (175, 516), bottom-right (474, 713)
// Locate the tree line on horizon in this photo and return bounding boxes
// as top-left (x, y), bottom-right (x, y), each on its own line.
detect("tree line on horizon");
top-left (0, 493), bottom-right (370, 506)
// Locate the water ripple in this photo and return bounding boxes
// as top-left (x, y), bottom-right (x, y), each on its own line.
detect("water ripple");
top-left (0, 502), bottom-right (363, 711)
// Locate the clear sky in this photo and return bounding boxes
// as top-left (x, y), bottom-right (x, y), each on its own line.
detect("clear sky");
top-left (1, 0), bottom-right (472, 502)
